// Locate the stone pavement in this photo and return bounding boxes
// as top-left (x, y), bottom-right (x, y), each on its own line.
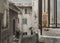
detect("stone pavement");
top-left (12, 37), bottom-right (19, 43)
top-left (12, 34), bottom-right (39, 43)
top-left (21, 34), bottom-right (37, 43)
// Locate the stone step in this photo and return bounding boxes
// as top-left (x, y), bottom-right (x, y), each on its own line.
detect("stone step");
top-left (42, 28), bottom-right (60, 36)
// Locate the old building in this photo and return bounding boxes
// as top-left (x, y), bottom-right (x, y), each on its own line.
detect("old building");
top-left (9, 2), bottom-right (20, 42)
top-left (15, 2), bottom-right (32, 36)
top-left (32, 0), bottom-right (60, 43)
top-left (0, 0), bottom-right (10, 43)
top-left (0, 0), bottom-right (20, 43)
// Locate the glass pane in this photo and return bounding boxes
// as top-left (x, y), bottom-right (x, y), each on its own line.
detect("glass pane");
top-left (25, 8), bottom-right (27, 14)
top-left (23, 19), bottom-right (27, 24)
top-left (42, 0), bottom-right (48, 27)
top-left (50, 0), bottom-right (56, 27)
top-left (57, 0), bottom-right (60, 27)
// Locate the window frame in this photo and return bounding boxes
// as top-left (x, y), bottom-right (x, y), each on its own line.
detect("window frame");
top-left (23, 18), bottom-right (27, 24)
top-left (47, 0), bottom-right (60, 28)
top-left (25, 8), bottom-right (27, 14)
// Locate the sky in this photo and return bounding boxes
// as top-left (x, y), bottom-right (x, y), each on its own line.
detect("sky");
top-left (10, 0), bottom-right (60, 14)
top-left (11, 0), bottom-right (32, 3)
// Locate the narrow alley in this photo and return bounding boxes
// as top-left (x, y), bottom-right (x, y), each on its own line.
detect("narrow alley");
top-left (0, 0), bottom-right (60, 43)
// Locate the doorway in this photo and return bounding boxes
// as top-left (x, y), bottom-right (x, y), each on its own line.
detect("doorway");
top-left (13, 19), bottom-right (15, 35)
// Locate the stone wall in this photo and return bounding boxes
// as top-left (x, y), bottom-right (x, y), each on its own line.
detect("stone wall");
top-left (0, 0), bottom-right (8, 13)
top-left (21, 34), bottom-right (37, 43)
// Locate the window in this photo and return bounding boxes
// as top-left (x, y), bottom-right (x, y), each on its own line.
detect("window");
top-left (25, 8), bottom-right (32, 14)
top-left (6, 9), bottom-right (9, 28)
top-left (47, 0), bottom-right (60, 28)
top-left (49, 0), bottom-right (56, 27)
top-left (23, 32), bottom-right (27, 35)
top-left (34, 12), bottom-right (37, 19)
top-left (18, 18), bottom-right (19, 23)
top-left (23, 19), bottom-right (27, 24)
top-left (13, 19), bottom-right (15, 35)
top-left (33, 2), bottom-right (34, 6)
top-left (28, 8), bottom-right (32, 14)
top-left (2, 9), bottom-right (8, 29)
top-left (44, 0), bottom-right (48, 12)
top-left (25, 8), bottom-right (27, 14)
top-left (20, 10), bottom-right (22, 14)
top-left (42, 0), bottom-right (58, 28)
top-left (57, 0), bottom-right (60, 27)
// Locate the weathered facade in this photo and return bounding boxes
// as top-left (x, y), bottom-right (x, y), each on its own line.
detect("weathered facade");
top-left (15, 2), bottom-right (32, 36)
top-left (0, 0), bottom-right (20, 43)
top-left (0, 0), bottom-right (10, 43)
top-left (9, 2), bottom-right (20, 42)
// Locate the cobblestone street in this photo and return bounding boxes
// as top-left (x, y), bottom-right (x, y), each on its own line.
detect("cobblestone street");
top-left (12, 34), bottom-right (39, 43)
